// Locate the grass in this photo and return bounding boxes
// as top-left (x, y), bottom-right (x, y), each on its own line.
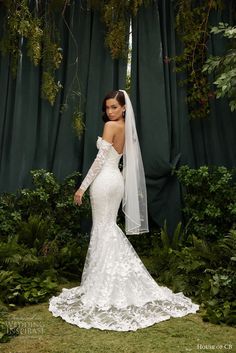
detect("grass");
top-left (2, 287), bottom-right (236, 353)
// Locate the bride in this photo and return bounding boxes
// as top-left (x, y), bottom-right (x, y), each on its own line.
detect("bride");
top-left (49, 90), bottom-right (199, 331)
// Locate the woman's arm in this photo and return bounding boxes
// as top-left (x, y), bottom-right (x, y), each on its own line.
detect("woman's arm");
top-left (74, 122), bottom-right (115, 205)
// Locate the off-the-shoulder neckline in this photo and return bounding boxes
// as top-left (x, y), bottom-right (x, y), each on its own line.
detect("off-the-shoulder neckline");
top-left (97, 136), bottom-right (123, 156)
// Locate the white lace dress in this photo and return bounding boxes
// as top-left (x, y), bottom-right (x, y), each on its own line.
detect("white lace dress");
top-left (48, 137), bottom-right (199, 331)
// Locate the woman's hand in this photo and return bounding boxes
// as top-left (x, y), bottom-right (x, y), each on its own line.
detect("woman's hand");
top-left (74, 188), bottom-right (84, 206)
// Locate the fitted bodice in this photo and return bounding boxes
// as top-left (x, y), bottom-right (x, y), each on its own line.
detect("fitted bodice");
top-left (97, 136), bottom-right (122, 169)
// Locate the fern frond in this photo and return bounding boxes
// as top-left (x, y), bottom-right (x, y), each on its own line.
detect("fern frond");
top-left (172, 222), bottom-right (182, 249)
top-left (160, 221), bottom-right (170, 249)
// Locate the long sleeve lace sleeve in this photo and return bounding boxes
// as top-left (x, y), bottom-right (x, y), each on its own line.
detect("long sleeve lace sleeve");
top-left (80, 139), bottom-right (112, 192)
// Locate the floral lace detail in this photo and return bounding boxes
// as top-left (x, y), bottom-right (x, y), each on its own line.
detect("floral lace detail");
top-left (80, 138), bottom-right (113, 192)
top-left (49, 137), bottom-right (199, 331)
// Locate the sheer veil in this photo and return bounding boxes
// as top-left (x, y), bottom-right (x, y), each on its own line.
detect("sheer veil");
top-left (119, 90), bottom-right (149, 235)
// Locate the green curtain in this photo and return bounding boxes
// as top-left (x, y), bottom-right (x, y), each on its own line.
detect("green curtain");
top-left (1, 0), bottom-right (236, 233)
top-left (0, 1), bottom-right (127, 193)
top-left (130, 0), bottom-right (236, 232)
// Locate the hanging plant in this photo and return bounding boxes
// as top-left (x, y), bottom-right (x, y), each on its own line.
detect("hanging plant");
top-left (0, 0), bottom-right (149, 109)
top-left (0, 0), bottom-right (70, 105)
top-left (40, 23), bottom-right (63, 105)
top-left (89, 0), bottom-right (149, 59)
top-left (203, 22), bottom-right (236, 112)
top-left (0, 0), bottom-right (43, 76)
top-left (72, 110), bottom-right (85, 138)
top-left (174, 0), bottom-right (223, 119)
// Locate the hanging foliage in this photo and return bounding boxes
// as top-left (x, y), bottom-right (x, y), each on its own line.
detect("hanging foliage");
top-left (0, 0), bottom-right (147, 107)
top-left (89, 0), bottom-right (149, 59)
top-left (203, 22), bottom-right (236, 112)
top-left (174, 0), bottom-right (224, 119)
top-left (0, 0), bottom-right (68, 105)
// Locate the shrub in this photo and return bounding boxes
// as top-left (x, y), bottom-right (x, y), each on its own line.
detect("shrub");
top-left (176, 166), bottom-right (236, 242)
top-left (149, 224), bottom-right (236, 326)
top-left (0, 169), bottom-right (90, 311)
top-left (148, 165), bottom-right (236, 326)
top-left (201, 268), bottom-right (236, 325)
top-left (0, 271), bottom-right (57, 306)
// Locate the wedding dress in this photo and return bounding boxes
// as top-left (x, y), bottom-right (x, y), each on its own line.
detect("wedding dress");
top-left (48, 136), bottom-right (199, 331)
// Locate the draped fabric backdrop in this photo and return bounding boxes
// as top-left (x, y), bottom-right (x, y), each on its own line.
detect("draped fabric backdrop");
top-left (0, 1), bottom-right (127, 192)
top-left (130, 0), bottom-right (236, 232)
top-left (0, 0), bottom-right (236, 232)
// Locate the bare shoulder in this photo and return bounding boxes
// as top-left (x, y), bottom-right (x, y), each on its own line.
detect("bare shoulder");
top-left (108, 120), bottom-right (125, 131)
top-left (102, 121), bottom-right (116, 143)
top-left (103, 121), bottom-right (122, 134)
top-left (104, 121), bottom-right (120, 130)
top-left (102, 121), bottom-right (124, 144)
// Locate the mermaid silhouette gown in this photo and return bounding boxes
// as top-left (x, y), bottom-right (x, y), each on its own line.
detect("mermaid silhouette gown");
top-left (48, 137), bottom-right (199, 331)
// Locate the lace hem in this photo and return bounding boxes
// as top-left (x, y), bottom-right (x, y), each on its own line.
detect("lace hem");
top-left (49, 286), bottom-right (199, 332)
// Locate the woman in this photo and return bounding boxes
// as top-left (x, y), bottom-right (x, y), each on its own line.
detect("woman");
top-left (49, 90), bottom-right (199, 331)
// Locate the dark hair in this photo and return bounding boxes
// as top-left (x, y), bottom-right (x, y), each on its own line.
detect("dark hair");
top-left (102, 90), bottom-right (125, 122)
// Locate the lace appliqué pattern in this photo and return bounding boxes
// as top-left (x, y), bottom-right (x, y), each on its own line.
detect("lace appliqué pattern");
top-left (80, 138), bottom-right (113, 192)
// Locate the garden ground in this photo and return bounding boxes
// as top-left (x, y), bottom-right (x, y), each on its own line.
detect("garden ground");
top-left (2, 284), bottom-right (236, 353)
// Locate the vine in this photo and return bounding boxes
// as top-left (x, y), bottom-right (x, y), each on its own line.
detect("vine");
top-left (0, 0), bottom-right (147, 122)
top-left (89, 0), bottom-right (149, 59)
top-left (203, 23), bottom-right (236, 112)
top-left (0, 0), bottom-right (149, 107)
top-left (174, 0), bottom-right (223, 119)
top-left (0, 0), bottom-right (68, 105)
